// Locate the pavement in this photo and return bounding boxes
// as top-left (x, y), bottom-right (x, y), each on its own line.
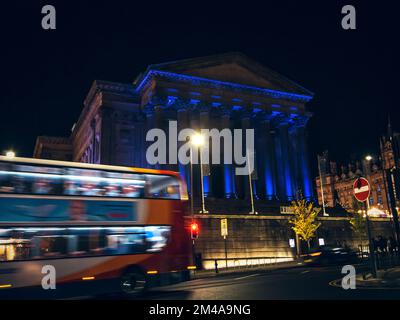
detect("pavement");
top-left (354, 267), bottom-right (400, 289)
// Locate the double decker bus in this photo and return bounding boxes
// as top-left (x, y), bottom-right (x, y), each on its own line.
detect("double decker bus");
top-left (0, 156), bottom-right (193, 297)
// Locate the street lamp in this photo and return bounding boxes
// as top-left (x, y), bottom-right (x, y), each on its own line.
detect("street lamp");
top-left (189, 133), bottom-right (207, 271)
top-left (190, 133), bottom-right (208, 214)
top-left (247, 150), bottom-right (258, 215)
top-left (364, 155), bottom-right (373, 215)
top-left (191, 133), bottom-right (204, 148)
top-left (363, 154), bottom-right (378, 277)
top-left (5, 150), bottom-right (15, 158)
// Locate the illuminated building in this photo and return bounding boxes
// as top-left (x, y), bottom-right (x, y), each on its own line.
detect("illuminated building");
top-left (34, 53), bottom-right (315, 212)
top-left (316, 120), bottom-right (400, 216)
top-left (30, 53), bottom-right (396, 264)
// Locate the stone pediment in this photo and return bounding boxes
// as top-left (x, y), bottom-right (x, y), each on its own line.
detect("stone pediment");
top-left (146, 52), bottom-right (312, 96)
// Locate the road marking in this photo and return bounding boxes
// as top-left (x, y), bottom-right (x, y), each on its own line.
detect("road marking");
top-left (234, 273), bottom-right (260, 281)
top-left (300, 270), bottom-right (310, 274)
top-left (329, 279), bottom-right (400, 290)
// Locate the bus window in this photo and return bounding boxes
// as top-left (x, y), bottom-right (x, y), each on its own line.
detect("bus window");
top-left (0, 226), bottom-right (171, 261)
top-left (32, 179), bottom-right (53, 195)
top-left (0, 167), bottom-right (64, 196)
top-left (145, 175), bottom-right (180, 199)
top-left (80, 182), bottom-right (103, 197)
top-left (121, 184), bottom-right (140, 198)
top-left (0, 243), bottom-right (17, 261)
top-left (104, 184), bottom-right (121, 197)
top-left (0, 172), bottom-right (30, 194)
top-left (105, 227), bottom-right (146, 255)
top-left (0, 229), bottom-right (34, 261)
top-left (63, 180), bottom-right (80, 196)
top-left (1, 162), bottom-right (181, 200)
top-left (144, 226), bottom-right (171, 252)
top-left (37, 236), bottom-right (68, 257)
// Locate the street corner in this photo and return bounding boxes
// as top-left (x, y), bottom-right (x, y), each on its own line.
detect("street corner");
top-left (330, 268), bottom-right (400, 290)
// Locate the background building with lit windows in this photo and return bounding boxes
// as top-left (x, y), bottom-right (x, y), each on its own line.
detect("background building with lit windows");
top-left (315, 122), bottom-right (400, 217)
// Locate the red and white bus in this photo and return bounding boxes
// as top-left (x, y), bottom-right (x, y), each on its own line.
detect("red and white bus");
top-left (0, 156), bottom-right (193, 297)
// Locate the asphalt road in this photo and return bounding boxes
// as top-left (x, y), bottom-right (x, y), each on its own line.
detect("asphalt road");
top-left (137, 265), bottom-right (400, 300)
top-left (4, 264), bottom-right (400, 300)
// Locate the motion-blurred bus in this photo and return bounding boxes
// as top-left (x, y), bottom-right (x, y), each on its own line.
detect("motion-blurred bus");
top-left (0, 156), bottom-right (192, 297)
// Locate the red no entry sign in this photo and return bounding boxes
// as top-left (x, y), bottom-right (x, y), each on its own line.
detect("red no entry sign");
top-left (353, 177), bottom-right (370, 202)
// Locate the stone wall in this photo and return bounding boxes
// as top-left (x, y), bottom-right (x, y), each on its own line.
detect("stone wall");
top-left (189, 214), bottom-right (394, 270)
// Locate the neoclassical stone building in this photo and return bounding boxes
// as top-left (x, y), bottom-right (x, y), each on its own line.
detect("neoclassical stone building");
top-left (34, 53), bottom-right (315, 212)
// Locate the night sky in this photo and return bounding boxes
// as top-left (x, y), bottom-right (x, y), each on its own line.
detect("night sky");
top-left (0, 1), bottom-right (398, 176)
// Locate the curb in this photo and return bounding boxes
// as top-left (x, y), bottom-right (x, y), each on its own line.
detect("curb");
top-left (191, 261), bottom-right (303, 280)
top-left (329, 277), bottom-right (400, 290)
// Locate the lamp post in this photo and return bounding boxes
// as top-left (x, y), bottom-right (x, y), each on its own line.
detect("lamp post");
top-left (191, 133), bottom-right (208, 214)
top-left (247, 149), bottom-right (257, 215)
top-left (189, 133), bottom-right (207, 269)
top-left (364, 155), bottom-right (378, 278)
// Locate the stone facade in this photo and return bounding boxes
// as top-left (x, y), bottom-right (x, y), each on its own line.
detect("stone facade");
top-left (33, 136), bottom-right (73, 161)
top-left (190, 214), bottom-right (393, 269)
top-left (34, 52), bottom-right (315, 213)
top-left (32, 53), bottom-right (398, 265)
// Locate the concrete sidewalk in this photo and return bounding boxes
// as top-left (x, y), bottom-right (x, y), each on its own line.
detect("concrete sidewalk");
top-left (191, 260), bottom-right (303, 279)
top-left (357, 267), bottom-right (400, 288)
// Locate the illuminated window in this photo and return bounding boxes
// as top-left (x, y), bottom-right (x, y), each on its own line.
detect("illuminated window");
top-left (0, 164), bottom-right (181, 200)
top-left (0, 226), bottom-right (171, 261)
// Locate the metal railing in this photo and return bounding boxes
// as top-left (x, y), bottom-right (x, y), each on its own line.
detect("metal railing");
top-left (357, 244), bottom-right (400, 270)
top-left (375, 252), bottom-right (400, 270)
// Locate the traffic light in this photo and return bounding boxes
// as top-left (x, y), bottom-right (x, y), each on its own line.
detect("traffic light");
top-left (190, 222), bottom-right (199, 239)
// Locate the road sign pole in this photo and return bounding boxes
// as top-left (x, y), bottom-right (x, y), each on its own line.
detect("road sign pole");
top-left (221, 219), bottom-right (228, 268)
top-left (365, 198), bottom-right (378, 278)
top-left (354, 177), bottom-right (378, 278)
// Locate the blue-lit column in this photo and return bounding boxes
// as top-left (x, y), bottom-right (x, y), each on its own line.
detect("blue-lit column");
top-left (275, 115), bottom-right (295, 201)
top-left (177, 105), bottom-right (190, 192)
top-left (295, 115), bottom-right (313, 200)
top-left (154, 103), bottom-right (165, 170)
top-left (261, 113), bottom-right (276, 200)
top-left (199, 105), bottom-right (211, 197)
top-left (145, 96), bottom-right (164, 170)
top-left (143, 104), bottom-right (156, 170)
top-left (221, 107), bottom-right (236, 198)
top-left (241, 110), bottom-right (252, 200)
top-left (288, 124), bottom-right (300, 199)
top-left (189, 108), bottom-right (201, 199)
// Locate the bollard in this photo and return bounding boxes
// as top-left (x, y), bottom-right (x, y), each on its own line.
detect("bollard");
top-left (214, 259), bottom-right (219, 274)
